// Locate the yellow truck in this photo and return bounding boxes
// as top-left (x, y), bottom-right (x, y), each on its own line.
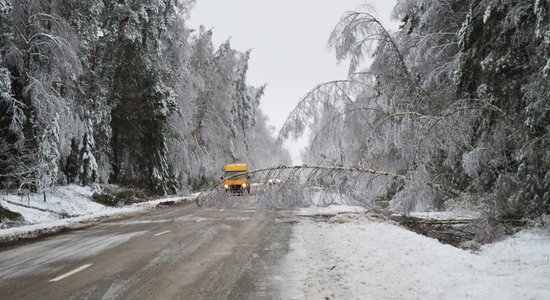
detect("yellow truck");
top-left (222, 163), bottom-right (251, 194)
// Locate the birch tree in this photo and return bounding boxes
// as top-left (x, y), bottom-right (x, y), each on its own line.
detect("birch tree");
top-left (280, 0), bottom-right (549, 217)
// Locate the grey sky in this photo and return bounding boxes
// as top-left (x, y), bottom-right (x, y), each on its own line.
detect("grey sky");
top-left (187, 0), bottom-right (399, 161)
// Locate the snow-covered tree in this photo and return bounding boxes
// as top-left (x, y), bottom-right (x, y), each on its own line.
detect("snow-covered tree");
top-left (102, 0), bottom-right (181, 194)
top-left (280, 0), bottom-right (550, 218)
top-left (78, 119), bottom-right (98, 187)
top-left (58, 0), bottom-right (108, 184)
top-left (0, 0), bottom-right (85, 191)
top-left (0, 0), bottom-right (289, 196)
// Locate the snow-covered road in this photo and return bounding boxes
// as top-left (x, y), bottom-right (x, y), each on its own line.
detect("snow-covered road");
top-left (279, 207), bottom-right (550, 300)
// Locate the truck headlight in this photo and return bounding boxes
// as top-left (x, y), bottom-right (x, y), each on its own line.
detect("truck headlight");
top-left (224, 184), bottom-right (229, 189)
top-left (242, 183), bottom-right (247, 188)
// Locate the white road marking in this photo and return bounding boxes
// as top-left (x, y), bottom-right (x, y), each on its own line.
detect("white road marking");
top-left (154, 230), bottom-right (171, 236)
top-left (49, 264), bottom-right (92, 282)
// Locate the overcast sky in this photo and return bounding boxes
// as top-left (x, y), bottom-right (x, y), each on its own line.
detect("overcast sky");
top-left (187, 0), bottom-right (399, 161)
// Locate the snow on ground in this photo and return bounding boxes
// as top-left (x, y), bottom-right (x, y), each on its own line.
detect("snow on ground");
top-left (280, 208), bottom-right (550, 300)
top-left (295, 205), bottom-right (368, 217)
top-left (1, 185), bottom-right (104, 224)
top-left (0, 186), bottom-right (199, 244)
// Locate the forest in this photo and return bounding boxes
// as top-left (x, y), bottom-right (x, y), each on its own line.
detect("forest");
top-left (279, 0), bottom-right (549, 219)
top-left (1, 0), bottom-right (549, 221)
top-left (0, 0), bottom-right (289, 196)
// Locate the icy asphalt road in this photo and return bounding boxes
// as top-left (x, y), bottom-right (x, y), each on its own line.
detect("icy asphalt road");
top-left (0, 195), bottom-right (292, 299)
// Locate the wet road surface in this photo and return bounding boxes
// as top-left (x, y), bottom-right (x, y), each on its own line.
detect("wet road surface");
top-left (0, 194), bottom-right (292, 299)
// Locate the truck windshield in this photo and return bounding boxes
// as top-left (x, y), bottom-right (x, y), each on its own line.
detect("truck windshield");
top-left (225, 171), bottom-right (247, 179)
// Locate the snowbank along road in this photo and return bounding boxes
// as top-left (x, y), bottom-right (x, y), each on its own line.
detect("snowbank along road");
top-left (0, 194), bottom-right (292, 299)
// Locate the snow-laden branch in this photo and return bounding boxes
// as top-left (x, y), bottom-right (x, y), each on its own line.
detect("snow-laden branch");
top-left (277, 79), bottom-right (369, 143)
top-left (329, 10), bottom-right (409, 76)
top-left (197, 164), bottom-right (462, 207)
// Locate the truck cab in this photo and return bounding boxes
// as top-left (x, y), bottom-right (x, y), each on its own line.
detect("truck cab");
top-left (222, 164), bottom-right (250, 194)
